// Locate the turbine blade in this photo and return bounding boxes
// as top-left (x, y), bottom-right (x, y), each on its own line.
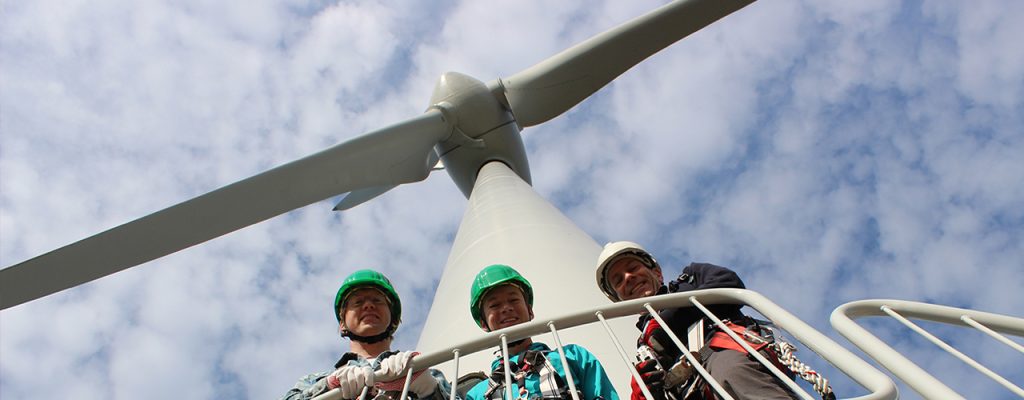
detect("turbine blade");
top-left (333, 185), bottom-right (398, 211)
top-left (502, 0), bottom-right (754, 127)
top-left (0, 111), bottom-right (449, 310)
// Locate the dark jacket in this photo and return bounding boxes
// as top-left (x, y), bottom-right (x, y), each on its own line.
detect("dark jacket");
top-left (636, 262), bottom-right (746, 359)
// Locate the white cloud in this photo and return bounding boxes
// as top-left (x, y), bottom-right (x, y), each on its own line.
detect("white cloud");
top-left (3, 0), bottom-right (1023, 399)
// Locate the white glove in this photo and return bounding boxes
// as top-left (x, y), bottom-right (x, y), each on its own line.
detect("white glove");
top-left (376, 352), bottom-right (438, 398)
top-left (376, 351), bottom-right (416, 382)
top-left (407, 370), bottom-right (439, 398)
top-left (329, 365), bottom-right (375, 399)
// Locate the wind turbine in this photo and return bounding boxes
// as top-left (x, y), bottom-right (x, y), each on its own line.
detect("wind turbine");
top-left (0, 0), bottom-right (754, 393)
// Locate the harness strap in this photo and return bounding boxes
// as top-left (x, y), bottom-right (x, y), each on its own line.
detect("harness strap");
top-left (706, 322), bottom-right (769, 354)
top-left (649, 319), bottom-right (836, 400)
top-left (523, 350), bottom-right (563, 399)
top-left (485, 349), bottom-right (578, 400)
top-left (705, 321), bottom-right (794, 379)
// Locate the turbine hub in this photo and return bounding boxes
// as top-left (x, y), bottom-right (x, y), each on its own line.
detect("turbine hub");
top-left (429, 72), bottom-right (531, 197)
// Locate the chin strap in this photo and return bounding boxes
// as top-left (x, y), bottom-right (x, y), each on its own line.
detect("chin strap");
top-left (340, 324), bottom-right (396, 344)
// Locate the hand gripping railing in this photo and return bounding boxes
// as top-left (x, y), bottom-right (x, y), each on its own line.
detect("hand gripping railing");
top-left (316, 289), bottom-right (897, 400)
top-left (832, 299), bottom-right (1024, 399)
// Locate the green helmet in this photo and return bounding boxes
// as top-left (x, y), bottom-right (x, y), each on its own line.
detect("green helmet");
top-left (334, 269), bottom-right (402, 328)
top-left (469, 264), bottom-right (534, 328)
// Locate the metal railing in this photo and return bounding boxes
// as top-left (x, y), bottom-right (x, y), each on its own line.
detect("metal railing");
top-left (316, 289), bottom-right (897, 400)
top-left (831, 299), bottom-right (1024, 399)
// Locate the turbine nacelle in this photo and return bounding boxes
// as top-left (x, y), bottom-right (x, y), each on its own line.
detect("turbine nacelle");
top-left (429, 72), bottom-right (531, 197)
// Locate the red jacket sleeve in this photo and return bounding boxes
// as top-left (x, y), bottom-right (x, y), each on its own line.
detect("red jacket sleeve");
top-left (630, 375), bottom-right (648, 400)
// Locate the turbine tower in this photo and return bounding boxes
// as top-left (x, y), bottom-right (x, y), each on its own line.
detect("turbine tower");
top-left (0, 0), bottom-right (756, 392)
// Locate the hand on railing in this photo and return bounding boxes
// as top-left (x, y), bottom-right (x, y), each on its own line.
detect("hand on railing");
top-left (314, 354), bottom-right (437, 400)
top-left (376, 352), bottom-right (437, 397)
top-left (377, 352), bottom-right (416, 381)
top-left (314, 369), bottom-right (391, 400)
top-left (323, 365), bottom-right (376, 399)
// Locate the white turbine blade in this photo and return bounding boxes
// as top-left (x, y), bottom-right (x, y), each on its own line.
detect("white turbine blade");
top-left (334, 131), bottom-right (445, 211)
top-left (0, 111), bottom-right (449, 310)
top-left (333, 185), bottom-right (398, 211)
top-left (502, 0), bottom-right (755, 127)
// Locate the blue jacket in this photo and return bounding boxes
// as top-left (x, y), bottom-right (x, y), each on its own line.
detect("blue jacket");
top-left (466, 342), bottom-right (618, 400)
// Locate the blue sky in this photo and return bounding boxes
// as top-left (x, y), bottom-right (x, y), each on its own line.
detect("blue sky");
top-left (2, 0), bottom-right (1022, 398)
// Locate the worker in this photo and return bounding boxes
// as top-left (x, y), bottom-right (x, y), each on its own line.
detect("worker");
top-left (464, 264), bottom-right (618, 400)
top-left (281, 269), bottom-right (453, 400)
top-left (596, 242), bottom-right (801, 400)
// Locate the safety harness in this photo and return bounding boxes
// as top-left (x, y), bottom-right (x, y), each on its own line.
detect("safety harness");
top-left (634, 317), bottom-right (835, 400)
top-left (699, 320), bottom-right (792, 376)
top-left (482, 346), bottom-right (586, 400)
top-left (705, 320), bottom-right (834, 400)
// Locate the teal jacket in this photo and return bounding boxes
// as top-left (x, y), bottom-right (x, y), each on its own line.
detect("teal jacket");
top-left (466, 342), bottom-right (618, 400)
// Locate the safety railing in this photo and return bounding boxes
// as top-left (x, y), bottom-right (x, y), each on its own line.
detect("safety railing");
top-left (315, 289), bottom-right (898, 400)
top-left (831, 299), bottom-right (1024, 399)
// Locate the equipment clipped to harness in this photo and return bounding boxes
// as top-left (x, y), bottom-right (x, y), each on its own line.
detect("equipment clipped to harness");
top-left (483, 348), bottom-right (586, 400)
top-left (634, 344), bottom-right (696, 399)
top-left (631, 317), bottom-right (697, 400)
top-left (699, 319), bottom-right (836, 400)
top-left (773, 340), bottom-right (836, 400)
top-left (634, 316), bottom-right (837, 400)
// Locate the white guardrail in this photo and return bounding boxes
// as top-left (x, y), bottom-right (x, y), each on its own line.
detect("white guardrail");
top-left (316, 289), bottom-right (897, 400)
top-left (832, 299), bottom-right (1024, 399)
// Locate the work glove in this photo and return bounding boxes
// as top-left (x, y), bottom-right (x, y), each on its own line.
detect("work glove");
top-left (662, 355), bottom-right (695, 389)
top-left (634, 359), bottom-right (666, 391)
top-left (376, 351), bottom-right (416, 381)
top-left (375, 351), bottom-right (438, 398)
top-left (405, 371), bottom-right (439, 398)
top-left (327, 365), bottom-right (376, 399)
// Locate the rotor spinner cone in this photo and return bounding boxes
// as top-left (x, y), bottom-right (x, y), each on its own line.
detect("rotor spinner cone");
top-left (429, 72), bottom-right (531, 197)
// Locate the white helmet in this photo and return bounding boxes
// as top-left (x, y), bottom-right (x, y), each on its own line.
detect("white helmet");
top-left (595, 241), bottom-right (660, 302)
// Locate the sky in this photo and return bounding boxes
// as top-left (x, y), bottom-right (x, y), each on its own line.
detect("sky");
top-left (1, 0), bottom-right (1022, 398)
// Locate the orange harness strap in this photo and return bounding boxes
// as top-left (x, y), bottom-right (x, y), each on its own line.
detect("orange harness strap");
top-left (706, 321), bottom-right (768, 354)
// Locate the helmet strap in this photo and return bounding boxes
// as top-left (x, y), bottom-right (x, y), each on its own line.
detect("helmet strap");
top-left (340, 323), bottom-right (396, 344)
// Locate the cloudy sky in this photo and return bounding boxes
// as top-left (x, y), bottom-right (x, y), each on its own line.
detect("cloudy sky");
top-left (2, 0), bottom-right (1022, 399)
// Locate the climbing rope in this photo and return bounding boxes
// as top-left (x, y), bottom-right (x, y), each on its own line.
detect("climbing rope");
top-left (773, 340), bottom-right (836, 400)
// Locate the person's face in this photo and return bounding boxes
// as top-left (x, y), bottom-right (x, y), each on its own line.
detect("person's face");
top-left (481, 284), bottom-right (533, 332)
top-left (341, 288), bottom-right (392, 337)
top-left (606, 256), bottom-right (663, 301)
